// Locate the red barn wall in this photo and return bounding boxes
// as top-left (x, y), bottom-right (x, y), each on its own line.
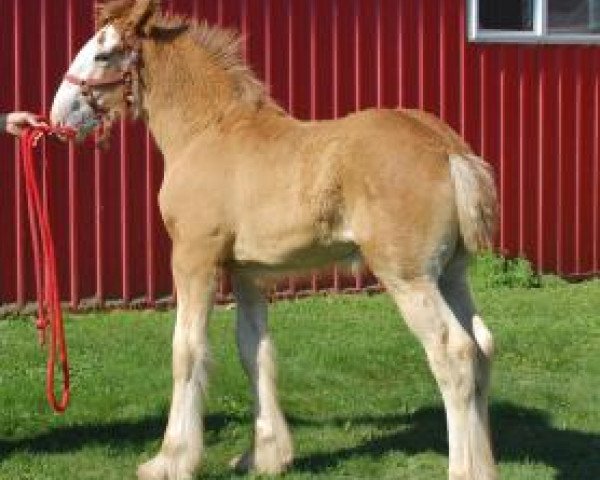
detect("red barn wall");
top-left (1, 0), bottom-right (599, 309)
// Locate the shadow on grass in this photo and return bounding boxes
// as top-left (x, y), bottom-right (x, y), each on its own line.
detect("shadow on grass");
top-left (0, 413), bottom-right (237, 457)
top-left (292, 402), bottom-right (600, 480)
top-left (1, 403), bottom-right (597, 479)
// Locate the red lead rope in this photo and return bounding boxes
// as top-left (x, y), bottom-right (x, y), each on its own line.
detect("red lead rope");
top-left (20, 124), bottom-right (75, 413)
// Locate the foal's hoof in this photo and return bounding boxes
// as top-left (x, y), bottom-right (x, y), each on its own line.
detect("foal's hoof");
top-left (230, 448), bottom-right (292, 475)
top-left (229, 451), bottom-right (253, 473)
top-left (449, 466), bottom-right (498, 480)
top-left (137, 453), bottom-right (195, 480)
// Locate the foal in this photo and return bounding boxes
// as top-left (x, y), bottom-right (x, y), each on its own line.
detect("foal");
top-left (50, 1), bottom-right (499, 479)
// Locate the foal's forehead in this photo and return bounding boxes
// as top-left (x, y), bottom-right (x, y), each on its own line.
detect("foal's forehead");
top-left (96, 25), bottom-right (122, 50)
top-left (67, 25), bottom-right (122, 74)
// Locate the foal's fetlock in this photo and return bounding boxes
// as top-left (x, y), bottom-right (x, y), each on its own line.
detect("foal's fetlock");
top-left (231, 444), bottom-right (292, 476)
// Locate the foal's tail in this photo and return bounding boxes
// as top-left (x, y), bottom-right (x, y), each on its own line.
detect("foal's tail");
top-left (449, 153), bottom-right (499, 253)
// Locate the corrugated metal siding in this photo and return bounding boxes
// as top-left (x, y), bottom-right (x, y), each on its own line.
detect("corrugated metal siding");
top-left (1, 0), bottom-right (599, 310)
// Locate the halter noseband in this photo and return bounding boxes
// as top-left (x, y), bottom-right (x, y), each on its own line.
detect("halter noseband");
top-left (64, 70), bottom-right (133, 93)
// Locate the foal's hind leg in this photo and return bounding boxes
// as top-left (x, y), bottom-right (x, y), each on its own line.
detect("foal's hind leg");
top-left (229, 273), bottom-right (293, 474)
top-left (438, 252), bottom-right (495, 448)
top-left (378, 271), bottom-right (496, 480)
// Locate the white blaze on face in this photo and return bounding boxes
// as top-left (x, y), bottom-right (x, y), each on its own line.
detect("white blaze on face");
top-left (50, 25), bottom-right (122, 137)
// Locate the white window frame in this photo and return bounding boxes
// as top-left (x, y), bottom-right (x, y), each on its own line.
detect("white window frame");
top-left (468, 0), bottom-right (600, 44)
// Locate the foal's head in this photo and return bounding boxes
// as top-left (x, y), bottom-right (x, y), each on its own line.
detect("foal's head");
top-left (50, 0), bottom-right (186, 141)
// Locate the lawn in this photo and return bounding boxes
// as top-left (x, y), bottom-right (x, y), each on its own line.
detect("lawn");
top-left (0, 279), bottom-right (599, 479)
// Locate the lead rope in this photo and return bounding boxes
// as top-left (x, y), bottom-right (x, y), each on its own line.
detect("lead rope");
top-left (20, 124), bottom-right (75, 413)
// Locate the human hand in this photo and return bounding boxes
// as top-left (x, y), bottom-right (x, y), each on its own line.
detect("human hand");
top-left (5, 112), bottom-right (47, 136)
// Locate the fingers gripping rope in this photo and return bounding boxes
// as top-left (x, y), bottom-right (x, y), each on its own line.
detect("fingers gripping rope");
top-left (20, 124), bottom-right (76, 413)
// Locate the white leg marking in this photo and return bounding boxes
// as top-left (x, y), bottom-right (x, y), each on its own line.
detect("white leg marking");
top-left (138, 272), bottom-right (215, 480)
top-left (230, 274), bottom-right (293, 475)
top-left (382, 275), bottom-right (496, 480)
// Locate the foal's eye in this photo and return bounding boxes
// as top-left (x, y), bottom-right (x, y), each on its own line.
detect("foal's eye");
top-left (94, 52), bottom-right (112, 63)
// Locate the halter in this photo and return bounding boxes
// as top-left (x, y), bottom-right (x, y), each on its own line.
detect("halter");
top-left (63, 38), bottom-right (142, 120)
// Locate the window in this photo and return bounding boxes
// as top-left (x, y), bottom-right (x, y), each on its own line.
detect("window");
top-left (468, 0), bottom-right (600, 43)
top-left (548, 0), bottom-right (600, 33)
top-left (479, 0), bottom-right (534, 31)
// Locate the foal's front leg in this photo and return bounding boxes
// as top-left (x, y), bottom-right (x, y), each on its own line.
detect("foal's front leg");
top-left (230, 274), bottom-right (293, 474)
top-left (138, 265), bottom-right (216, 480)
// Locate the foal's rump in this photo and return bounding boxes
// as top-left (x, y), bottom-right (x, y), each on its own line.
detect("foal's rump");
top-left (402, 109), bottom-right (499, 253)
top-left (337, 108), bottom-right (498, 276)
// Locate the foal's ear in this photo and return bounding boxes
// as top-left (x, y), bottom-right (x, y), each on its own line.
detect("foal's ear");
top-left (127, 0), bottom-right (161, 33)
top-left (127, 0), bottom-right (188, 38)
top-left (145, 15), bottom-right (189, 38)
top-left (95, 0), bottom-right (160, 31)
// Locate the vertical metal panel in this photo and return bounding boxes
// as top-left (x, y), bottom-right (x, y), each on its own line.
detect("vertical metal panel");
top-left (500, 45), bottom-right (521, 256)
top-left (0, 0), bottom-right (16, 306)
top-left (558, 48), bottom-right (577, 275)
top-left (400, 1), bottom-right (418, 108)
top-left (439, 0), bottom-right (460, 129)
top-left (591, 49), bottom-right (600, 272)
top-left (67, 0), bottom-right (78, 308)
top-left (13, 0), bottom-right (25, 307)
top-left (95, 128), bottom-right (104, 306)
top-left (518, 47), bottom-right (539, 261)
top-left (43, 0), bottom-right (71, 307)
top-left (459, 0), bottom-right (482, 150)
top-left (538, 48), bottom-right (559, 272)
top-left (3, 0), bottom-right (600, 311)
top-left (576, 47), bottom-right (595, 274)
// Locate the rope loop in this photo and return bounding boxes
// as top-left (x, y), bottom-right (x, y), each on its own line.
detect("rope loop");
top-left (20, 124), bottom-right (75, 413)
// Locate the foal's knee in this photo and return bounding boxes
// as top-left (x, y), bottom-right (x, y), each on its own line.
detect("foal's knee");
top-left (446, 332), bottom-right (479, 396)
top-left (450, 334), bottom-right (477, 362)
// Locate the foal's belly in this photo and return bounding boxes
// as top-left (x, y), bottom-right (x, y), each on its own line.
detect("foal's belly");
top-left (230, 235), bottom-right (360, 275)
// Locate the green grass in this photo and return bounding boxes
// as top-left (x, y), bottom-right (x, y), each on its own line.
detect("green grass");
top-left (0, 281), bottom-right (599, 479)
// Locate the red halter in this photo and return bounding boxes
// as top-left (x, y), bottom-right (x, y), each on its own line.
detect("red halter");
top-left (63, 41), bottom-right (141, 118)
top-left (64, 70), bottom-right (133, 96)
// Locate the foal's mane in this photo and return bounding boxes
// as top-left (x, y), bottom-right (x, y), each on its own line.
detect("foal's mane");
top-left (97, 0), bottom-right (271, 109)
top-left (190, 22), bottom-right (268, 107)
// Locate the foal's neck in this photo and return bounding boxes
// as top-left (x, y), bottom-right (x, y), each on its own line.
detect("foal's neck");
top-left (141, 33), bottom-right (284, 165)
